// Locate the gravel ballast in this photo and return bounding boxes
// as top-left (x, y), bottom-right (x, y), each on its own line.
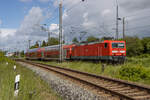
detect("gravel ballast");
top-left (18, 62), bottom-right (108, 100)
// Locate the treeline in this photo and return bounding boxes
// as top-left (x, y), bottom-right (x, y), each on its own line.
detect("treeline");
top-left (30, 36), bottom-right (105, 49)
top-left (125, 37), bottom-right (150, 57)
top-left (30, 37), bottom-right (59, 49)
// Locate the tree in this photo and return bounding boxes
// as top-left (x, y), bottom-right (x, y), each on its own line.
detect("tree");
top-left (20, 50), bottom-right (25, 57)
top-left (35, 41), bottom-right (39, 47)
top-left (100, 37), bottom-right (114, 41)
top-left (146, 42), bottom-right (150, 53)
top-left (86, 36), bottom-right (99, 43)
top-left (141, 37), bottom-right (150, 53)
top-left (41, 40), bottom-right (47, 47)
top-left (30, 41), bottom-right (40, 49)
top-left (125, 36), bottom-right (144, 56)
top-left (47, 37), bottom-right (59, 46)
top-left (72, 37), bottom-right (79, 44)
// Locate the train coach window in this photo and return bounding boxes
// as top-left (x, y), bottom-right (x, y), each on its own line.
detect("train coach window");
top-left (104, 43), bottom-right (108, 48)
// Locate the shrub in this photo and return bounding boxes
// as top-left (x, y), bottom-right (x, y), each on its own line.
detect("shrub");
top-left (118, 66), bottom-right (150, 82)
top-left (137, 54), bottom-right (150, 58)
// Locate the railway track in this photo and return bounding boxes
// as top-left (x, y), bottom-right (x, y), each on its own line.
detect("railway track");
top-left (16, 59), bottom-right (150, 100)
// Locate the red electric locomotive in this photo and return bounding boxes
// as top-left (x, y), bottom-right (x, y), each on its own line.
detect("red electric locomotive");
top-left (26, 40), bottom-right (126, 62)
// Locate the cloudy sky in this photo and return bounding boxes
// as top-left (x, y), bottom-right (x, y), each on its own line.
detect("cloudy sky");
top-left (0, 0), bottom-right (150, 52)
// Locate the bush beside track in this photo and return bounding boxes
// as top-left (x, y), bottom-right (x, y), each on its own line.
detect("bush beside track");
top-left (0, 52), bottom-right (61, 100)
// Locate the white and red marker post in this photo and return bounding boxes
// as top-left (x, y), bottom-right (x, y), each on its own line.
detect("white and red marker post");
top-left (14, 74), bottom-right (20, 97)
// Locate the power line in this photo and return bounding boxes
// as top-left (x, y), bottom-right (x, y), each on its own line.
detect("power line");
top-left (125, 9), bottom-right (150, 18)
top-left (47, 8), bottom-right (59, 22)
top-left (63, 1), bottom-right (83, 13)
top-left (126, 24), bottom-right (150, 31)
top-left (126, 15), bottom-right (150, 21)
top-left (47, 1), bottom-right (83, 24)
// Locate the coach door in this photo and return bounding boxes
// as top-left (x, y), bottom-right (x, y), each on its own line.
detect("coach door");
top-left (42, 50), bottom-right (44, 58)
top-left (98, 45), bottom-right (102, 59)
top-left (104, 43), bottom-right (109, 56)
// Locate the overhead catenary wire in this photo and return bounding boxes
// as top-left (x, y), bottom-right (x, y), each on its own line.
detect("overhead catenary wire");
top-left (125, 8), bottom-right (150, 18)
top-left (126, 24), bottom-right (150, 31)
top-left (47, 8), bottom-right (59, 23)
top-left (64, 0), bottom-right (83, 13)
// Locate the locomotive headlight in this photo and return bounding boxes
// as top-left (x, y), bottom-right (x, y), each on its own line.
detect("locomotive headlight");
top-left (112, 51), bottom-right (118, 53)
top-left (120, 51), bottom-right (125, 53)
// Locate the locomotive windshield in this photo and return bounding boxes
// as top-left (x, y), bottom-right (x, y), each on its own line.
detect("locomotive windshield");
top-left (112, 43), bottom-right (125, 48)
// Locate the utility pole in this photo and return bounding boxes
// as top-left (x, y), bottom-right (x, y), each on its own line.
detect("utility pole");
top-left (59, 1), bottom-right (63, 62)
top-left (48, 32), bottom-right (50, 44)
top-left (28, 40), bottom-right (31, 49)
top-left (116, 4), bottom-right (119, 40)
top-left (123, 17), bottom-right (125, 39)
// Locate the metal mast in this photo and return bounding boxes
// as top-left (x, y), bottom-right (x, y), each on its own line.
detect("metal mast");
top-left (28, 40), bottom-right (31, 49)
top-left (123, 17), bottom-right (125, 39)
top-left (116, 4), bottom-right (119, 40)
top-left (59, 1), bottom-right (63, 62)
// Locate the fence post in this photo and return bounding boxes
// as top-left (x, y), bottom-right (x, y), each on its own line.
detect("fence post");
top-left (102, 64), bottom-right (106, 73)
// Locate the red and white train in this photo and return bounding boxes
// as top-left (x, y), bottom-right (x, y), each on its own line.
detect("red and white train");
top-left (25, 40), bottom-right (126, 62)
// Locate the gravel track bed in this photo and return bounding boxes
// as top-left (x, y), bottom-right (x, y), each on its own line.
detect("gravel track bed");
top-left (18, 62), bottom-right (108, 100)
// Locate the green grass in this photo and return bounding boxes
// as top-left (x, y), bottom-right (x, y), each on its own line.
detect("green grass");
top-left (0, 52), bottom-right (61, 100)
top-left (38, 54), bottom-right (150, 86)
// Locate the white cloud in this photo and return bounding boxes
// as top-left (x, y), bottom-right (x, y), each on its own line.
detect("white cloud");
top-left (49, 24), bottom-right (58, 31)
top-left (102, 9), bottom-right (111, 16)
top-left (17, 7), bottom-right (45, 37)
top-left (0, 29), bottom-right (16, 38)
top-left (0, 29), bottom-right (17, 51)
top-left (0, 7), bottom-right (47, 51)
top-left (49, 24), bottom-right (59, 35)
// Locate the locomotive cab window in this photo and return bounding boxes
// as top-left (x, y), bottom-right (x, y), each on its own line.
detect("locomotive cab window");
top-left (104, 43), bottom-right (108, 48)
top-left (112, 43), bottom-right (125, 48)
top-left (118, 43), bottom-right (124, 48)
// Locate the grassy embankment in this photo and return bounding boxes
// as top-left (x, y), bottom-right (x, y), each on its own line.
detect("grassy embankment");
top-left (0, 52), bottom-right (61, 100)
top-left (39, 54), bottom-right (150, 86)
